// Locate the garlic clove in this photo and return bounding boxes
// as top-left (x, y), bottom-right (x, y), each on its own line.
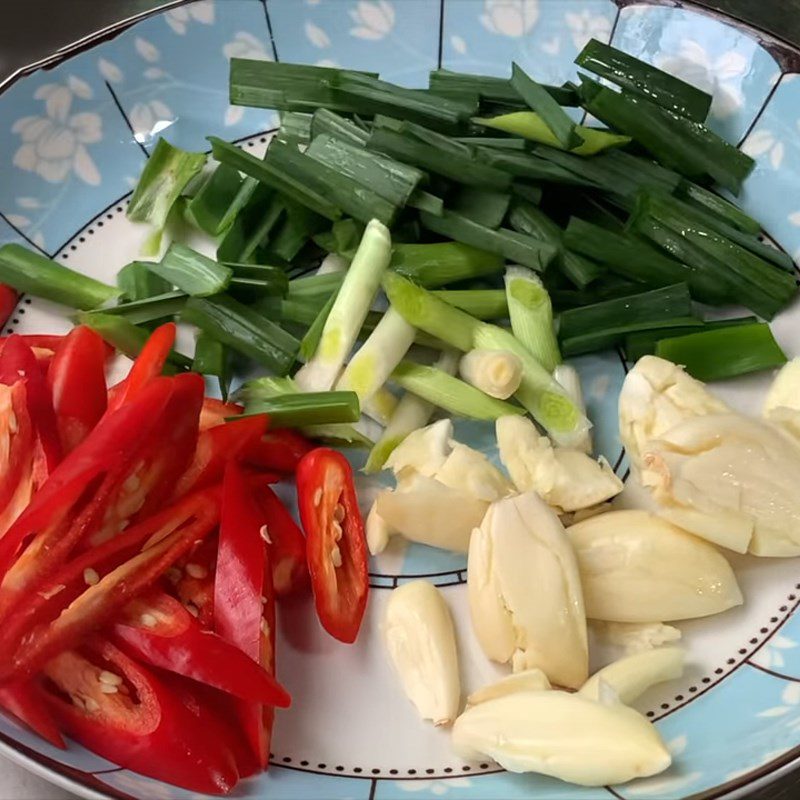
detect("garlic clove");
top-left (591, 621), bottom-right (682, 656)
top-left (467, 668), bottom-right (551, 707)
top-left (366, 501), bottom-right (394, 555)
top-left (434, 442), bottom-right (512, 502)
top-left (385, 419), bottom-right (453, 477)
top-left (764, 358), bottom-right (800, 416)
top-left (384, 580), bottom-right (460, 726)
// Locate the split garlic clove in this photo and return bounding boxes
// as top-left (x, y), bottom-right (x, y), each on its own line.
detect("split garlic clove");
top-left (467, 668), bottom-right (551, 707)
top-left (451, 690), bottom-right (671, 786)
top-left (567, 510), bottom-right (743, 622)
top-left (376, 473), bottom-right (488, 553)
top-left (764, 358), bottom-right (800, 415)
top-left (366, 501), bottom-right (394, 556)
top-left (553, 364), bottom-right (592, 454)
top-left (641, 413), bottom-right (800, 556)
top-left (591, 621), bottom-right (682, 656)
top-left (468, 492), bottom-right (588, 689)
top-left (618, 355), bottom-right (728, 468)
top-left (385, 419), bottom-right (453, 477)
top-left (434, 442), bottom-right (512, 502)
top-left (496, 416), bottom-right (622, 512)
top-left (384, 580), bottom-right (460, 726)
top-left (579, 647), bottom-right (685, 705)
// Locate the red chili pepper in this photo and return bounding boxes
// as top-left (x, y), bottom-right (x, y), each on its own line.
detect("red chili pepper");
top-left (111, 590), bottom-right (289, 707)
top-left (0, 285), bottom-right (18, 329)
top-left (0, 381), bottom-right (36, 540)
top-left (43, 637), bottom-right (240, 794)
top-left (107, 322), bottom-right (177, 412)
top-left (0, 680), bottom-right (64, 749)
top-left (244, 428), bottom-right (315, 474)
top-left (252, 483), bottom-right (309, 598)
top-left (174, 414), bottom-right (268, 498)
top-left (0, 335), bottom-right (61, 476)
top-left (172, 536), bottom-right (218, 629)
top-left (296, 448), bottom-right (369, 644)
top-left (215, 462), bottom-right (279, 769)
top-left (199, 397), bottom-right (243, 431)
top-left (47, 326), bottom-right (107, 454)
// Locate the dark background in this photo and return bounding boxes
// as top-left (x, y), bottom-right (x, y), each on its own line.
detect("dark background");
top-left (0, 1), bottom-right (798, 798)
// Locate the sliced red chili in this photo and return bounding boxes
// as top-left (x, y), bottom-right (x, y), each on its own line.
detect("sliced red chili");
top-left (0, 285), bottom-right (18, 330)
top-left (244, 428), bottom-right (315, 474)
top-left (47, 326), bottom-right (107, 454)
top-left (296, 448), bottom-right (369, 644)
top-left (199, 397), bottom-right (243, 431)
top-left (0, 381), bottom-right (36, 540)
top-left (0, 680), bottom-right (64, 749)
top-left (43, 636), bottom-right (240, 794)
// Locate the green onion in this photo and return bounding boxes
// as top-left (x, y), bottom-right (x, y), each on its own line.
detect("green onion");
top-left (105, 291), bottom-right (186, 324)
top-left (217, 186), bottom-right (284, 264)
top-left (127, 138), bottom-right (206, 229)
top-left (368, 128), bottom-right (511, 190)
top-left (563, 217), bottom-right (726, 303)
top-left (457, 136), bottom-right (529, 151)
top-left (390, 242), bottom-right (504, 287)
top-left (314, 219), bottom-right (364, 257)
top-left (407, 189), bottom-right (444, 216)
top-left (450, 187), bottom-right (511, 229)
top-left (193, 332), bottom-right (231, 399)
top-left (266, 199), bottom-right (328, 262)
top-left (511, 183), bottom-right (543, 205)
top-left (307, 133), bottom-right (425, 207)
top-left (277, 111), bottom-right (313, 145)
top-left (77, 311), bottom-right (191, 370)
top-left (148, 243), bottom-right (232, 297)
top-left (295, 219), bottom-right (392, 390)
top-left (0, 244), bottom-right (121, 310)
top-left (578, 76), bottom-right (753, 194)
top-left (117, 261), bottom-right (172, 302)
top-left (182, 294), bottom-right (299, 375)
top-left (475, 111), bottom-right (629, 155)
top-left (428, 69), bottom-right (576, 107)
top-left (391, 361), bottom-right (523, 420)
top-left (432, 289), bottom-right (507, 320)
top-left (655, 323), bottom-right (786, 382)
top-left (310, 108), bottom-right (370, 146)
top-left (478, 148), bottom-right (597, 186)
top-left (505, 267), bottom-right (561, 371)
top-left (678, 180), bottom-right (760, 234)
top-left (218, 176), bottom-right (260, 234)
top-left (624, 316), bottom-right (758, 361)
top-left (224, 262), bottom-right (288, 292)
top-left (336, 307), bottom-right (417, 404)
top-left (419, 209), bottom-right (557, 272)
top-left (186, 164), bottom-right (243, 235)
top-left (209, 136), bottom-right (343, 221)
top-left (575, 38), bottom-right (712, 122)
top-left (244, 391), bottom-right (361, 428)
top-left (287, 272), bottom-right (345, 300)
top-left (299, 291), bottom-right (338, 362)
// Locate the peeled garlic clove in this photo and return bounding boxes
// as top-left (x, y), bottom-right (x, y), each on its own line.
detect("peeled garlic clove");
top-left (553, 364), bottom-right (592, 454)
top-left (642, 413), bottom-right (800, 556)
top-left (764, 358), bottom-right (800, 415)
top-left (366, 501), bottom-right (394, 555)
top-left (619, 356), bottom-right (729, 468)
top-left (385, 419), bottom-right (453, 477)
top-left (384, 580), bottom-right (460, 726)
top-left (579, 647), bottom-right (685, 705)
top-left (468, 492), bottom-right (588, 689)
top-left (567, 510), bottom-right (743, 622)
top-left (496, 416), bottom-right (622, 512)
top-left (459, 349), bottom-right (523, 400)
top-left (434, 442), bottom-right (512, 502)
top-left (452, 690), bottom-right (671, 786)
top-left (376, 473), bottom-right (488, 553)
top-left (467, 668), bottom-right (551, 706)
top-left (591, 621), bottom-right (682, 656)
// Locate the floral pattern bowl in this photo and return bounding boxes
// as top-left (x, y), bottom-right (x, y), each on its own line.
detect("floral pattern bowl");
top-left (1, 1), bottom-right (800, 798)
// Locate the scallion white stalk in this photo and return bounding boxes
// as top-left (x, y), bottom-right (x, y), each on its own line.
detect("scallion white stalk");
top-left (317, 252), bottom-right (350, 275)
top-left (459, 349), bottom-right (523, 399)
top-left (553, 364), bottom-right (592, 453)
top-left (504, 266), bottom-right (561, 372)
top-left (295, 218), bottom-right (392, 391)
top-left (363, 387), bottom-right (399, 426)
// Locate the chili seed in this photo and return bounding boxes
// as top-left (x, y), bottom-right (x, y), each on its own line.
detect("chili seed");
top-left (331, 520), bottom-right (342, 542)
top-left (37, 584), bottom-right (65, 600)
top-left (123, 474), bottom-right (141, 493)
top-left (333, 504), bottom-right (345, 523)
top-left (140, 613), bottom-right (157, 628)
top-left (83, 568), bottom-right (100, 586)
top-left (8, 413), bottom-right (17, 434)
top-left (98, 670), bottom-right (123, 686)
top-left (331, 546), bottom-right (343, 568)
top-left (261, 618), bottom-right (271, 636)
top-left (186, 603), bottom-right (200, 618)
top-left (99, 684), bottom-right (119, 695)
top-left (260, 525), bottom-right (272, 544)
top-left (186, 563), bottom-right (207, 580)
top-left (84, 697), bottom-right (100, 713)
top-left (313, 487), bottom-right (323, 506)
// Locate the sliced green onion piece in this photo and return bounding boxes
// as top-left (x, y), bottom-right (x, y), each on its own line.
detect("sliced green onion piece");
top-left (511, 183), bottom-right (543, 205)
top-left (149, 243), bottom-right (232, 297)
top-left (287, 272), bottom-right (345, 300)
top-left (575, 38), bottom-right (712, 122)
top-left (478, 148), bottom-right (597, 186)
top-left (295, 219), bottom-right (392, 390)
top-left (314, 219), bottom-right (364, 257)
top-left (391, 361), bottom-right (523, 420)
top-left (186, 164), bottom-right (243, 236)
top-left (244, 391), bottom-right (361, 428)
top-left (419, 209), bottom-right (557, 272)
top-left (299, 291), bottom-right (338, 362)
top-left (336, 307), bottom-right (417, 404)
top-left (218, 175), bottom-right (260, 234)
top-left (127, 138), bottom-right (206, 229)
top-left (431, 289), bottom-right (508, 320)
top-left (457, 136), bottom-right (529, 151)
top-left (217, 186), bottom-right (284, 264)
top-left (193, 331), bottom-right (232, 399)
top-left (224, 262), bottom-right (288, 291)
top-left (459, 348), bottom-right (523, 400)
top-left (390, 242), bottom-right (504, 288)
top-left (277, 111), bottom-right (313, 145)
top-left (182, 294), bottom-right (299, 375)
top-left (77, 311), bottom-right (191, 370)
top-left (407, 189), bottom-right (444, 216)
top-left (428, 69), bottom-right (576, 107)
top-left (678, 180), bottom-right (760, 234)
top-left (266, 199), bottom-right (328, 262)
top-left (450, 187), bottom-right (511, 229)
top-left (117, 261), bottom-right (172, 302)
top-left (310, 108), bottom-right (370, 146)
top-left (505, 266), bottom-right (561, 372)
top-left (655, 323), bottom-right (786, 382)
top-left (105, 291), bottom-right (186, 324)
top-left (0, 244), bottom-right (120, 310)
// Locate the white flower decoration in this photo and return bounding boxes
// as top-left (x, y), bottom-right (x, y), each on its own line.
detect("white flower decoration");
top-left (98, 57), bottom-right (123, 83)
top-left (396, 777), bottom-right (472, 795)
top-left (224, 105), bottom-right (245, 127)
top-left (135, 37), bottom-right (160, 63)
top-left (542, 36), bottom-right (560, 56)
top-left (306, 21), bottom-right (331, 49)
top-left (480, 0), bottom-right (539, 38)
top-left (565, 9), bottom-right (611, 51)
top-left (12, 83), bottom-right (102, 185)
top-left (757, 681), bottom-right (800, 718)
top-left (16, 197), bottom-right (41, 210)
top-left (742, 128), bottom-right (785, 170)
top-left (350, 0), bottom-right (396, 41)
top-left (129, 99), bottom-right (175, 144)
top-left (223, 31), bottom-right (270, 61)
top-left (751, 634), bottom-right (798, 669)
top-left (165, 0), bottom-right (215, 35)
top-left (451, 35), bottom-right (467, 55)
top-left (656, 40), bottom-right (747, 120)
